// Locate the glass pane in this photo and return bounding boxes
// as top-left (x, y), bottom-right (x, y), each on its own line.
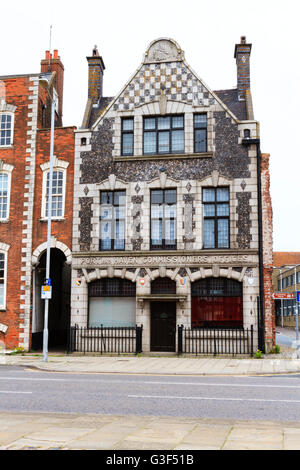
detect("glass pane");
top-left (114, 219), bottom-right (125, 240)
top-left (218, 219), bottom-right (229, 248)
top-left (195, 129), bottom-right (207, 152)
top-left (157, 116), bottom-right (170, 130)
top-left (165, 203), bottom-right (176, 219)
top-left (203, 188), bottom-right (215, 202)
top-left (0, 285), bottom-right (4, 306)
top-left (115, 206), bottom-right (125, 219)
top-left (203, 219), bottom-right (215, 248)
top-left (144, 131), bottom-right (156, 154)
top-left (101, 207), bottom-right (112, 220)
top-left (172, 115), bottom-right (184, 128)
top-left (151, 190), bottom-right (163, 204)
top-left (217, 188), bottom-right (229, 202)
top-left (101, 191), bottom-right (113, 205)
top-left (122, 118), bottom-right (133, 131)
top-left (171, 129), bottom-right (184, 152)
top-left (151, 204), bottom-right (163, 218)
top-left (122, 133), bottom-right (133, 155)
top-left (217, 203), bottom-right (229, 216)
top-left (144, 118), bottom-right (156, 130)
top-left (204, 205), bottom-right (215, 217)
top-left (165, 189), bottom-right (177, 204)
top-left (165, 218), bottom-right (176, 244)
top-left (114, 191), bottom-right (126, 206)
top-left (194, 114), bottom-right (207, 128)
top-left (101, 220), bottom-right (112, 250)
top-left (158, 131), bottom-right (169, 153)
top-left (151, 219), bottom-right (162, 245)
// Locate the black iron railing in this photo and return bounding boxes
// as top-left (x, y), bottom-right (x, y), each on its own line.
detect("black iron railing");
top-left (67, 325), bottom-right (143, 355)
top-left (178, 325), bottom-right (254, 356)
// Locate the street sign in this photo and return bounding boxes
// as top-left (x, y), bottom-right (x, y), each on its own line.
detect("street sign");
top-left (297, 291), bottom-right (300, 302)
top-left (41, 285), bottom-right (52, 300)
top-left (273, 292), bottom-right (295, 299)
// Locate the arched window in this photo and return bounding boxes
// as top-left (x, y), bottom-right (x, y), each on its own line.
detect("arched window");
top-left (191, 277), bottom-right (243, 328)
top-left (88, 278), bottom-right (136, 327)
top-left (151, 277), bottom-right (176, 294)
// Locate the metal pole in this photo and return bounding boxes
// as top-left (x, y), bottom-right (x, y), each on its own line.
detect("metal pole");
top-left (280, 268), bottom-right (283, 328)
top-left (43, 94), bottom-right (56, 363)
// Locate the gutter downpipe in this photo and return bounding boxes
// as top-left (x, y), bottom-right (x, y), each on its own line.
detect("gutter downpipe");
top-left (242, 132), bottom-right (265, 353)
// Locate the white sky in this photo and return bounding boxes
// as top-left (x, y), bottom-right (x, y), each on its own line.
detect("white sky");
top-left (1, 0), bottom-right (299, 253)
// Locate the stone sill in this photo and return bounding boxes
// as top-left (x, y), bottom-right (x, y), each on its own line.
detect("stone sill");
top-left (39, 218), bottom-right (66, 222)
top-left (114, 152), bottom-right (213, 162)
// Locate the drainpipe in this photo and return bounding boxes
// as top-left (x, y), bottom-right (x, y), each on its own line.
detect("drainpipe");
top-left (242, 133), bottom-right (265, 352)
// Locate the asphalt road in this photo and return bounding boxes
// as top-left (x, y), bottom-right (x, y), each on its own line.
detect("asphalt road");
top-left (1, 366), bottom-right (300, 422)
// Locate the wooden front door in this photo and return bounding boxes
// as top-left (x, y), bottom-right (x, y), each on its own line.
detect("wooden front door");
top-left (150, 301), bottom-right (176, 352)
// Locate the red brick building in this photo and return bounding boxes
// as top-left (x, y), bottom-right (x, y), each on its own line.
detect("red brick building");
top-left (0, 51), bottom-right (75, 351)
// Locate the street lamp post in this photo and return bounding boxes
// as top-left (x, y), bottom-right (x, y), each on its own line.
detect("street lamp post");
top-left (39, 73), bottom-right (56, 363)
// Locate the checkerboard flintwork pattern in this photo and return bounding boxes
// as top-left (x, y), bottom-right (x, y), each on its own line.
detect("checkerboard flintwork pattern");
top-left (113, 62), bottom-right (216, 112)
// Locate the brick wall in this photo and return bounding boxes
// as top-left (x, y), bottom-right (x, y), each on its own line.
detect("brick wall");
top-left (33, 126), bottom-right (75, 252)
top-left (0, 75), bottom-right (39, 349)
top-left (261, 152), bottom-right (275, 352)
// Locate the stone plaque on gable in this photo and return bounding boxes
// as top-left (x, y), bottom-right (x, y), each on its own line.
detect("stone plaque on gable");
top-left (144, 38), bottom-right (184, 63)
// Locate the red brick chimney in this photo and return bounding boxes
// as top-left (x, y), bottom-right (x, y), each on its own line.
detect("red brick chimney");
top-left (234, 36), bottom-right (252, 102)
top-left (86, 45), bottom-right (105, 105)
top-left (41, 50), bottom-right (64, 126)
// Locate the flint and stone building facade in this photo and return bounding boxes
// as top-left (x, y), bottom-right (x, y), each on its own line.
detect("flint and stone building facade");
top-left (71, 38), bottom-right (274, 353)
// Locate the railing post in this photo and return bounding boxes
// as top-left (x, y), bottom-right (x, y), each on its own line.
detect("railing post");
top-left (178, 324), bottom-right (183, 356)
top-left (135, 325), bottom-right (143, 354)
top-left (251, 324), bottom-right (254, 357)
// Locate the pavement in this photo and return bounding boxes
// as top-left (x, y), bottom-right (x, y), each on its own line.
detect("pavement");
top-left (3, 345), bottom-right (300, 376)
top-left (1, 336), bottom-right (300, 450)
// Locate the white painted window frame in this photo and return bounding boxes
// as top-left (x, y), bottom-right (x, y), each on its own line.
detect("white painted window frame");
top-left (40, 157), bottom-right (69, 220)
top-left (0, 162), bottom-right (14, 221)
top-left (0, 111), bottom-right (15, 147)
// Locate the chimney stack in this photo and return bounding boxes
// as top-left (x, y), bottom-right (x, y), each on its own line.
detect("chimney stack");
top-left (234, 36), bottom-right (252, 101)
top-left (40, 50), bottom-right (64, 126)
top-left (87, 45), bottom-right (105, 105)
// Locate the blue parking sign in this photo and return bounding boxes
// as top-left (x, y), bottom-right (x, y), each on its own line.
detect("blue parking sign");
top-left (297, 291), bottom-right (300, 302)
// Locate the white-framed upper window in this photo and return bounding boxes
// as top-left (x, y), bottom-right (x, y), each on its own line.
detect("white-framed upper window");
top-left (0, 113), bottom-right (13, 147)
top-left (42, 169), bottom-right (66, 219)
top-left (0, 172), bottom-right (10, 219)
top-left (40, 157), bottom-right (69, 220)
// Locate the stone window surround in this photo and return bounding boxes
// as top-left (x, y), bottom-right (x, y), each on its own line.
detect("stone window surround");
top-left (86, 171), bottom-right (235, 252)
top-left (0, 161), bottom-right (14, 221)
top-left (40, 157), bottom-right (69, 221)
top-left (111, 101), bottom-right (215, 159)
top-left (0, 242), bottom-right (10, 310)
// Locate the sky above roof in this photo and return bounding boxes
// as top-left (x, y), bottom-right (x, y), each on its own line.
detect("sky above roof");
top-left (1, 0), bottom-right (299, 252)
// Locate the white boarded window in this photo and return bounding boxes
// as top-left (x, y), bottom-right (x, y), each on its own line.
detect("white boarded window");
top-left (88, 278), bottom-right (136, 327)
top-left (89, 297), bottom-right (136, 327)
